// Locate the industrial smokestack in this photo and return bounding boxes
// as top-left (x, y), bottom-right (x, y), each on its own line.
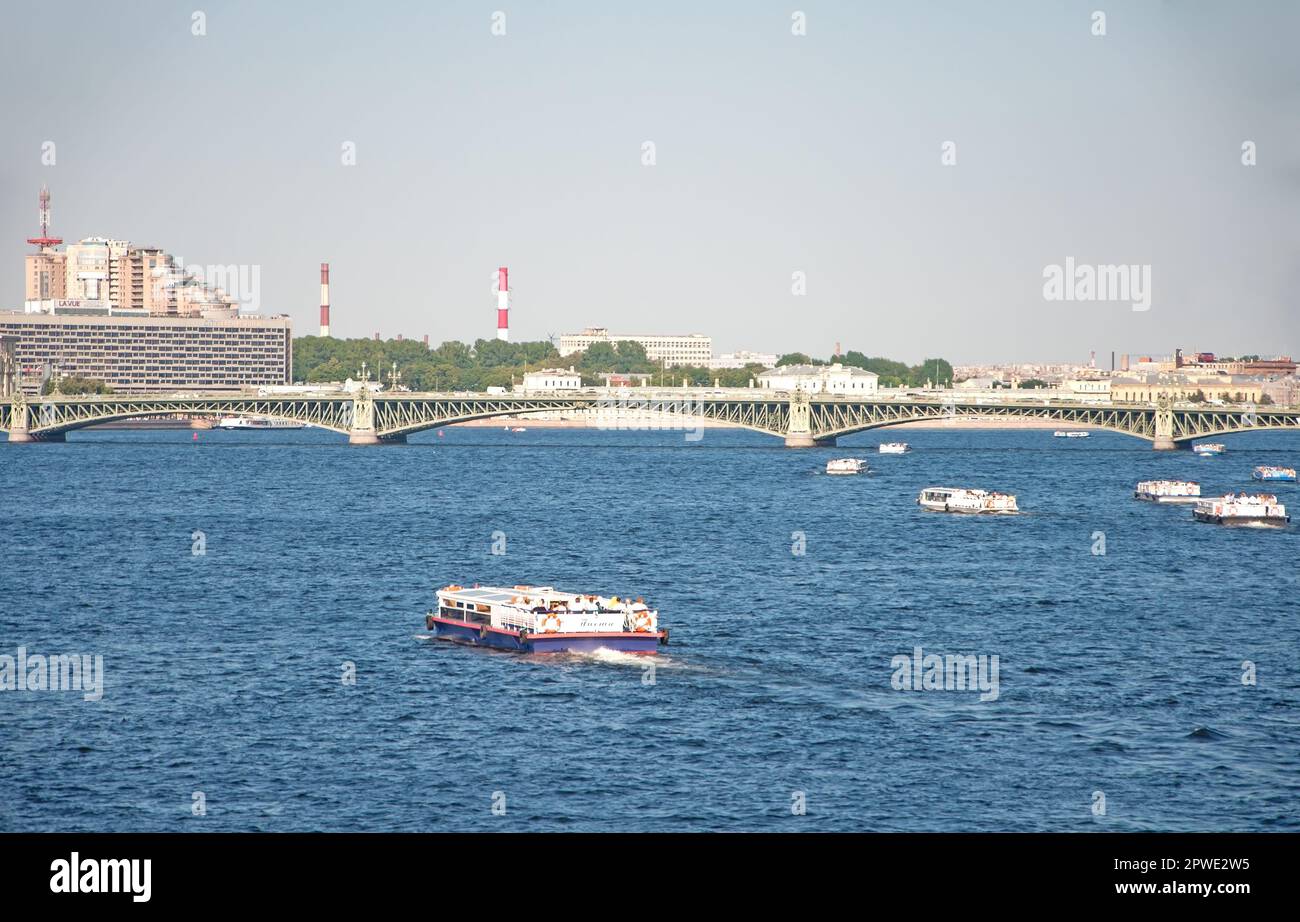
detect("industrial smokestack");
top-left (423, 334), bottom-right (429, 348)
top-left (497, 267), bottom-right (509, 342)
top-left (319, 263), bottom-right (331, 337)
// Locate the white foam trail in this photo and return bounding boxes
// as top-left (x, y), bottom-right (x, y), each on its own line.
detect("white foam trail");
top-left (582, 648), bottom-right (646, 667)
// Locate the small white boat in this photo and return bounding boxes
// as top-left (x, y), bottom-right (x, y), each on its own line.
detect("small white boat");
top-left (217, 416), bottom-right (305, 430)
top-left (1193, 493), bottom-right (1288, 528)
top-left (878, 442), bottom-right (910, 454)
top-left (826, 458), bottom-right (869, 475)
top-left (1194, 443), bottom-right (1225, 456)
top-left (1054, 430), bottom-right (1089, 438)
top-left (510, 427), bottom-right (527, 433)
top-left (917, 486), bottom-right (1019, 514)
top-left (1134, 480), bottom-right (1201, 503)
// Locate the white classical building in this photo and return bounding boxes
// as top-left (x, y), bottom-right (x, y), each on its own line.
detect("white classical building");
top-left (520, 367), bottom-right (582, 392)
top-left (757, 363), bottom-right (879, 394)
top-left (558, 327), bottom-right (712, 368)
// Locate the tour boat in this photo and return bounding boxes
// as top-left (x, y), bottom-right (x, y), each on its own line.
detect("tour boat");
top-left (917, 487), bottom-right (1019, 514)
top-left (1134, 480), bottom-right (1201, 503)
top-left (426, 584), bottom-right (668, 654)
top-left (1252, 466), bottom-right (1297, 482)
top-left (826, 458), bottom-right (869, 475)
top-left (1192, 493), bottom-right (1289, 528)
top-left (1053, 430), bottom-right (1089, 438)
top-left (878, 442), bottom-right (910, 454)
top-left (1193, 443), bottom-right (1225, 456)
top-left (217, 416), bottom-right (305, 430)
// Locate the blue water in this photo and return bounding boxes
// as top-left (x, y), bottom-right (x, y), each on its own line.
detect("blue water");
top-left (2, 425), bottom-right (1298, 831)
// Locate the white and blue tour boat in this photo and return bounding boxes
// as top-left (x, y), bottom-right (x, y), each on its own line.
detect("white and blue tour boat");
top-left (427, 584), bottom-right (667, 654)
top-left (1192, 493), bottom-right (1289, 528)
top-left (1252, 466), bottom-right (1297, 482)
top-left (917, 487), bottom-right (1019, 514)
top-left (1134, 480), bottom-right (1201, 503)
top-left (826, 458), bottom-right (869, 475)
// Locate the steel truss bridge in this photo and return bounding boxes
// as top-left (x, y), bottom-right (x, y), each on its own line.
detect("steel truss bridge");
top-left (3, 388), bottom-right (1298, 448)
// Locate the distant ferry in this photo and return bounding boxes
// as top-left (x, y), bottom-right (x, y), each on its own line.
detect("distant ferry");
top-left (503, 426), bottom-right (527, 432)
top-left (426, 584), bottom-right (668, 654)
top-left (878, 442), bottom-right (910, 454)
top-left (826, 458), bottom-right (868, 475)
top-left (1192, 493), bottom-right (1289, 528)
top-left (1054, 430), bottom-right (1089, 438)
top-left (1252, 466), bottom-right (1297, 482)
top-left (1193, 443), bottom-right (1225, 456)
top-left (217, 416), bottom-right (305, 430)
top-left (1134, 480), bottom-right (1201, 503)
top-left (918, 487), bottom-right (1019, 514)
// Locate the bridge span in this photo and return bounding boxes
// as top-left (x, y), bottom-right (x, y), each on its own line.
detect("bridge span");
top-left (3, 388), bottom-right (1298, 449)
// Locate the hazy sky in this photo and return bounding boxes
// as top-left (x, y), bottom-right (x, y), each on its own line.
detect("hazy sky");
top-left (2, 1), bottom-right (1296, 363)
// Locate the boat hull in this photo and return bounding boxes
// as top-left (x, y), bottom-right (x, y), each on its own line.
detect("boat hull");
top-left (427, 615), bottom-right (663, 653)
top-left (918, 502), bottom-right (1017, 514)
top-left (1134, 492), bottom-right (1200, 503)
top-left (1192, 512), bottom-right (1289, 527)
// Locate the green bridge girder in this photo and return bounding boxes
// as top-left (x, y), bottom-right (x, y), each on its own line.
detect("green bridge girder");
top-left (3, 389), bottom-right (1299, 448)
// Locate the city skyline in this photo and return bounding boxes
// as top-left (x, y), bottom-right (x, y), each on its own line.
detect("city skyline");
top-left (3, 2), bottom-right (1297, 363)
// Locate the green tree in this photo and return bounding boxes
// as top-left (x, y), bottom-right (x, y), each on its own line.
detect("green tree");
top-left (43, 375), bottom-right (112, 395)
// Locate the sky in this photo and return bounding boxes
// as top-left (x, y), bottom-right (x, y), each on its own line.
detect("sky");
top-left (1, 0), bottom-right (1296, 364)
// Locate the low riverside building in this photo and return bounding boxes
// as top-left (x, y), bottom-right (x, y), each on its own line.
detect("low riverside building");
top-left (757, 362), bottom-right (879, 394)
top-left (519, 367), bottom-right (582, 393)
top-left (0, 309), bottom-right (292, 394)
top-left (1063, 377), bottom-right (1112, 401)
top-left (1110, 373), bottom-right (1263, 404)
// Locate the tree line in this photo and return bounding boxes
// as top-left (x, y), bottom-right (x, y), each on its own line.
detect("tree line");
top-left (290, 336), bottom-right (954, 391)
top-left (775, 351), bottom-right (953, 388)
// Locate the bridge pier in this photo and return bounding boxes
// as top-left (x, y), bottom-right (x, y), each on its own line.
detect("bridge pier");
top-left (784, 434), bottom-right (837, 448)
top-left (783, 389), bottom-right (837, 448)
top-left (1152, 438), bottom-right (1189, 451)
top-left (348, 430), bottom-right (406, 445)
top-left (7, 430), bottom-right (65, 443)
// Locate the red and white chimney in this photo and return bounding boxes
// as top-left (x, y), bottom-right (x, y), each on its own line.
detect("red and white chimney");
top-left (319, 263), bottom-right (331, 337)
top-left (497, 267), bottom-right (509, 342)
